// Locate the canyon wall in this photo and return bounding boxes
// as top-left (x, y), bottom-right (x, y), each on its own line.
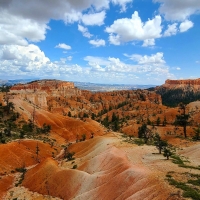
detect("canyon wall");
top-left (10, 80), bottom-right (81, 109)
top-left (155, 78), bottom-right (200, 106)
top-left (163, 78), bottom-right (200, 89)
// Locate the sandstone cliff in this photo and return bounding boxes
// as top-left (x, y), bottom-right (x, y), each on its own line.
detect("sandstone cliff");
top-left (10, 80), bottom-right (81, 109)
top-left (155, 78), bottom-right (200, 106)
top-left (165, 78), bottom-right (200, 87)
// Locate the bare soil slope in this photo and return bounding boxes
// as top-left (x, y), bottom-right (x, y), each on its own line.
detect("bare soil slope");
top-left (0, 140), bottom-right (58, 174)
top-left (2, 132), bottom-right (200, 199)
top-left (19, 135), bottom-right (179, 200)
top-left (11, 97), bottom-right (105, 141)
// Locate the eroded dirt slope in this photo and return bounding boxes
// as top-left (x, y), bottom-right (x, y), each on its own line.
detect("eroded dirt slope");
top-left (11, 97), bottom-right (106, 141)
top-left (17, 135), bottom-right (181, 199)
top-left (2, 132), bottom-right (200, 199)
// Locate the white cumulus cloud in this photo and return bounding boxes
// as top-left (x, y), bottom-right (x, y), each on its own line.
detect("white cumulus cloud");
top-left (124, 52), bottom-right (166, 65)
top-left (55, 43), bottom-right (72, 50)
top-left (0, 44), bottom-right (51, 76)
top-left (142, 39), bottom-right (155, 47)
top-left (105, 11), bottom-right (162, 45)
top-left (164, 23), bottom-right (178, 37)
top-left (82, 11), bottom-right (106, 26)
top-left (0, 44), bottom-right (84, 79)
top-left (179, 20), bottom-right (194, 32)
top-left (154, 0), bottom-right (200, 21)
top-left (89, 39), bottom-right (106, 47)
top-left (0, 43), bottom-right (174, 84)
top-left (111, 0), bottom-right (132, 12)
top-left (0, 0), bottom-right (132, 45)
top-left (0, 10), bottom-right (49, 46)
top-left (78, 24), bottom-right (93, 38)
top-left (108, 34), bottom-right (121, 45)
top-left (84, 52), bottom-right (174, 83)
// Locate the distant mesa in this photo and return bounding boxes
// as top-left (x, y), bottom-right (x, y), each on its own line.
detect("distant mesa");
top-left (156, 78), bottom-right (200, 91)
top-left (165, 78), bottom-right (200, 86)
top-left (11, 79), bottom-right (75, 91)
top-left (155, 78), bottom-right (200, 107)
top-left (10, 79), bottom-right (81, 110)
top-left (10, 79), bottom-right (81, 96)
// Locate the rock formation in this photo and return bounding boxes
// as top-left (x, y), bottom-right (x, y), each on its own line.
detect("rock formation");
top-left (10, 80), bottom-right (81, 109)
top-left (155, 78), bottom-right (200, 106)
top-left (165, 78), bottom-right (200, 86)
top-left (9, 79), bottom-right (162, 119)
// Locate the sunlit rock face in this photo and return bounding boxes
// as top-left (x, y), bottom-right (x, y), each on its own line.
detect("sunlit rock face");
top-left (155, 78), bottom-right (200, 106)
top-left (156, 78), bottom-right (200, 94)
top-left (163, 78), bottom-right (200, 89)
top-left (10, 80), bottom-right (81, 109)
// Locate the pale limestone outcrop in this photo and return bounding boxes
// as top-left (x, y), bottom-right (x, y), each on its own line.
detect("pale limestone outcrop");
top-left (10, 80), bottom-right (81, 109)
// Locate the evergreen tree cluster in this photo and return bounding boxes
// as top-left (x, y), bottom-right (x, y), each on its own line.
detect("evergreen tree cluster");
top-left (155, 87), bottom-right (200, 107)
top-left (0, 87), bottom-right (52, 143)
top-left (101, 112), bottom-right (121, 131)
top-left (137, 124), bottom-right (173, 159)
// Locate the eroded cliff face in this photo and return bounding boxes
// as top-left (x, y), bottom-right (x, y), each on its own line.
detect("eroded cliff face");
top-left (10, 80), bottom-right (81, 109)
top-left (163, 78), bottom-right (200, 89)
top-left (165, 78), bottom-right (200, 85)
top-left (155, 78), bottom-right (200, 106)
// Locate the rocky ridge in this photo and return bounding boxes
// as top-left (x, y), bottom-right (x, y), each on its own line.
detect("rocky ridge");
top-left (155, 78), bottom-right (200, 106)
top-left (165, 78), bottom-right (200, 87)
top-left (10, 80), bottom-right (81, 109)
top-left (9, 79), bottom-right (162, 119)
top-left (157, 78), bottom-right (200, 91)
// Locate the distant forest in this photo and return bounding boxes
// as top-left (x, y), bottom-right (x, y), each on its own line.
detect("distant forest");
top-left (149, 87), bottom-right (200, 107)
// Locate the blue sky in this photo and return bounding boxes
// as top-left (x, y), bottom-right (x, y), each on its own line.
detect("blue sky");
top-left (0, 0), bottom-right (200, 85)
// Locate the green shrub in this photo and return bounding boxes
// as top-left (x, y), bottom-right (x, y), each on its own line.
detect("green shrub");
top-left (188, 179), bottom-right (200, 186)
top-left (15, 167), bottom-right (27, 187)
top-left (171, 155), bottom-right (184, 165)
top-left (134, 138), bottom-right (145, 146)
top-left (64, 151), bottom-right (75, 161)
top-left (167, 176), bottom-right (200, 200)
top-left (15, 167), bottom-right (26, 173)
top-left (72, 164), bottom-right (77, 169)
